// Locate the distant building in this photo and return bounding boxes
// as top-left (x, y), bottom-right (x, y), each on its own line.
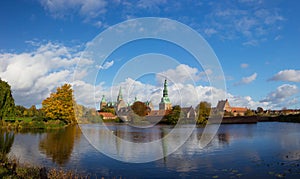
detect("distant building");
top-left (181, 106), bottom-right (197, 119)
top-left (99, 87), bottom-right (139, 111)
top-left (99, 79), bottom-right (196, 122)
top-left (216, 99), bottom-right (248, 116)
top-left (98, 112), bottom-right (117, 120)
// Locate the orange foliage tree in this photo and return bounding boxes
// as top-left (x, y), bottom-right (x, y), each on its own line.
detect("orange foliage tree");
top-left (42, 84), bottom-right (76, 124)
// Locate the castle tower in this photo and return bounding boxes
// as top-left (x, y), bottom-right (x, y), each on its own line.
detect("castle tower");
top-left (100, 95), bottom-right (107, 110)
top-left (159, 79), bottom-right (172, 110)
top-left (116, 86), bottom-right (127, 111)
top-left (117, 87), bottom-right (123, 102)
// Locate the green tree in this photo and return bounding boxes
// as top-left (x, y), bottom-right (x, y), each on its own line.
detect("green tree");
top-left (99, 106), bottom-right (116, 115)
top-left (42, 84), bottom-right (76, 124)
top-left (196, 101), bottom-right (211, 124)
top-left (257, 107), bottom-right (264, 114)
top-left (28, 105), bottom-right (38, 117)
top-left (245, 109), bottom-right (255, 116)
top-left (15, 105), bottom-right (26, 117)
top-left (164, 105), bottom-right (182, 125)
top-left (0, 78), bottom-right (15, 121)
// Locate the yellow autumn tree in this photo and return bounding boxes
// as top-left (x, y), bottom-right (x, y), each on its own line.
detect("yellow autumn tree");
top-left (42, 84), bottom-right (76, 124)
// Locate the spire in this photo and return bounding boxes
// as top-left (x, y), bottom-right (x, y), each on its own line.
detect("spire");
top-left (159, 79), bottom-right (172, 110)
top-left (163, 79), bottom-right (168, 97)
top-left (117, 87), bottom-right (123, 102)
top-left (161, 79), bottom-right (171, 103)
top-left (101, 95), bottom-right (106, 102)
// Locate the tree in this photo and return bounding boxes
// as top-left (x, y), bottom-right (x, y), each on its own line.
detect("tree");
top-left (42, 84), bottom-right (76, 124)
top-left (131, 101), bottom-right (149, 117)
top-left (28, 105), bottom-right (38, 117)
top-left (245, 109), bottom-right (255, 116)
top-left (165, 105), bottom-right (182, 124)
top-left (257, 107), bottom-right (264, 114)
top-left (196, 101), bottom-right (211, 124)
top-left (15, 105), bottom-right (26, 117)
top-left (0, 78), bottom-right (15, 121)
top-left (99, 106), bottom-right (115, 115)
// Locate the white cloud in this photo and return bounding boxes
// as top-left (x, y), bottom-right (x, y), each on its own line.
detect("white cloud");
top-left (205, 2), bottom-right (285, 45)
top-left (260, 84), bottom-right (298, 106)
top-left (240, 63), bottom-right (249, 68)
top-left (0, 42), bottom-right (90, 107)
top-left (96, 61), bottom-right (114, 70)
top-left (1, 44), bottom-right (296, 111)
top-left (242, 40), bottom-right (258, 46)
top-left (204, 28), bottom-right (217, 36)
top-left (235, 73), bottom-right (257, 85)
top-left (270, 69), bottom-right (300, 82)
top-left (84, 77), bottom-right (272, 110)
top-left (40, 0), bottom-right (107, 20)
top-left (156, 64), bottom-right (210, 85)
top-left (137, 0), bottom-right (167, 10)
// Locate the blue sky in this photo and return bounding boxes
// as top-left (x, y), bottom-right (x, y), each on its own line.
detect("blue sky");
top-left (0, 0), bottom-right (300, 110)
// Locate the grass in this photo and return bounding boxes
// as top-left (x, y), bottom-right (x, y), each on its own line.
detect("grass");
top-left (0, 157), bottom-right (87, 179)
top-left (4, 117), bottom-right (32, 123)
top-left (1, 117), bottom-right (68, 130)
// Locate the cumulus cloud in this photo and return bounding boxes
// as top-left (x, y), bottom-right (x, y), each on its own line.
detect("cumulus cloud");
top-left (1, 44), bottom-right (294, 110)
top-left (83, 76), bottom-right (272, 110)
top-left (156, 64), bottom-right (211, 85)
top-left (260, 84), bottom-right (298, 106)
top-left (0, 42), bottom-right (91, 107)
top-left (269, 69), bottom-right (300, 82)
top-left (235, 73), bottom-right (257, 85)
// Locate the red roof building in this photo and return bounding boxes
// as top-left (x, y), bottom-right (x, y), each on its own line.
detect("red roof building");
top-left (98, 112), bottom-right (117, 120)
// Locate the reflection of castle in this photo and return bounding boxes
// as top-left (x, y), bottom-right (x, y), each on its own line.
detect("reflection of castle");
top-left (99, 79), bottom-right (196, 122)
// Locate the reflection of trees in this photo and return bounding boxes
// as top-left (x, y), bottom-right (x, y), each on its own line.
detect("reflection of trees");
top-left (39, 125), bottom-right (81, 166)
top-left (0, 130), bottom-right (14, 161)
top-left (218, 133), bottom-right (230, 145)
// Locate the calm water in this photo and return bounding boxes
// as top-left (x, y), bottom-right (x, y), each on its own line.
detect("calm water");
top-left (8, 122), bottom-right (300, 178)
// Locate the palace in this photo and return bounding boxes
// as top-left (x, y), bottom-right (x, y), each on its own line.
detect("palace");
top-left (215, 99), bottom-right (248, 116)
top-left (99, 79), bottom-right (196, 122)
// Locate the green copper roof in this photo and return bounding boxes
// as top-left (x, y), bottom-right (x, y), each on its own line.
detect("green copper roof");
top-left (117, 87), bottom-right (123, 102)
top-left (101, 95), bottom-right (106, 102)
top-left (161, 79), bottom-right (171, 104)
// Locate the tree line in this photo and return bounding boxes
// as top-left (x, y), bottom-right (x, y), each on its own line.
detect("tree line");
top-left (0, 78), bottom-right (78, 126)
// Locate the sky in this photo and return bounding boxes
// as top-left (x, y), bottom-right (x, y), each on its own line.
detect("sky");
top-left (0, 0), bottom-right (300, 110)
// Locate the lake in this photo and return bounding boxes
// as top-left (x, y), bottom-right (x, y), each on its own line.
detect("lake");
top-left (8, 122), bottom-right (300, 178)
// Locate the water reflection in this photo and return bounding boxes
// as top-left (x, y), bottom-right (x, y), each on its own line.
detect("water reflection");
top-left (82, 124), bottom-right (196, 163)
top-left (39, 125), bottom-right (81, 166)
top-left (0, 130), bottom-right (14, 161)
top-left (7, 122), bottom-right (300, 178)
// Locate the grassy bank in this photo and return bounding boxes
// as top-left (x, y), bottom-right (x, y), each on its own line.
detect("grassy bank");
top-left (1, 117), bottom-right (68, 130)
top-left (257, 114), bottom-right (300, 123)
top-left (0, 158), bottom-right (86, 179)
